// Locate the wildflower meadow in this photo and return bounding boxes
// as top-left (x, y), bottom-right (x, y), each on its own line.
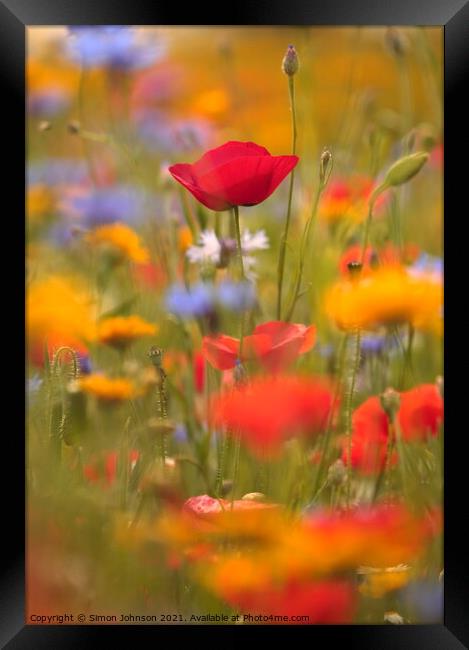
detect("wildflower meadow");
top-left (27, 26), bottom-right (443, 625)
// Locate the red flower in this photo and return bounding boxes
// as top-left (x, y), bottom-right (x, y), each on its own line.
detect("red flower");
top-left (338, 243), bottom-right (420, 277)
top-left (202, 321), bottom-right (316, 372)
top-left (222, 579), bottom-right (356, 624)
top-left (169, 141), bottom-right (298, 211)
top-left (342, 384), bottom-right (443, 473)
top-left (398, 384), bottom-right (443, 441)
top-left (193, 351), bottom-right (206, 393)
top-left (341, 397), bottom-right (391, 475)
top-left (29, 332), bottom-right (90, 370)
top-left (211, 375), bottom-right (334, 457)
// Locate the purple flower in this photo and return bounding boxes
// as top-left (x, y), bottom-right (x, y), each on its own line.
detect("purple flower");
top-left (165, 283), bottom-right (215, 319)
top-left (28, 159), bottom-right (89, 186)
top-left (134, 110), bottom-right (214, 154)
top-left (64, 186), bottom-right (147, 227)
top-left (217, 280), bottom-right (256, 311)
top-left (28, 90), bottom-right (70, 117)
top-left (67, 27), bottom-right (165, 70)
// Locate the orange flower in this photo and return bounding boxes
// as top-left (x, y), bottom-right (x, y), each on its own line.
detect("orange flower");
top-left (86, 223), bottom-right (149, 263)
top-left (203, 321), bottom-right (316, 371)
top-left (97, 315), bottom-right (157, 350)
top-left (76, 374), bottom-right (138, 403)
top-left (211, 374), bottom-right (334, 456)
top-left (338, 243), bottom-right (420, 276)
top-left (320, 175), bottom-right (389, 224)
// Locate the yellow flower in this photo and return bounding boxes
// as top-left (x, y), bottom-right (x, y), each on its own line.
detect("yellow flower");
top-left (86, 223), bottom-right (149, 264)
top-left (191, 88), bottom-right (230, 118)
top-left (28, 184), bottom-right (55, 222)
top-left (97, 315), bottom-right (157, 350)
top-left (76, 374), bottom-right (138, 402)
top-left (324, 267), bottom-right (442, 333)
top-left (27, 276), bottom-right (97, 344)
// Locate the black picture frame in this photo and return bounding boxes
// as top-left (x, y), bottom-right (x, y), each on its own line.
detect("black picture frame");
top-left (3, 0), bottom-right (467, 646)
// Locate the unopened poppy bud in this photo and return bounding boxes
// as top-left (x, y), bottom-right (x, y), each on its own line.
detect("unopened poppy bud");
top-left (320, 149), bottom-right (332, 184)
top-left (327, 459), bottom-right (346, 486)
top-left (67, 120), bottom-right (81, 134)
top-left (380, 387), bottom-right (401, 420)
top-left (383, 151), bottom-right (429, 188)
top-left (38, 120), bottom-right (52, 132)
top-left (385, 28), bottom-right (407, 58)
top-left (282, 45), bottom-right (299, 77)
top-left (242, 492), bottom-right (266, 502)
top-left (436, 375), bottom-right (443, 398)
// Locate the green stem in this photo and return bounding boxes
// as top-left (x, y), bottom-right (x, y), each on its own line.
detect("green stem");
top-left (284, 183), bottom-right (322, 322)
top-left (232, 205), bottom-right (246, 357)
top-left (276, 75), bottom-right (297, 319)
top-left (399, 323), bottom-right (415, 389)
top-left (345, 329), bottom-right (362, 507)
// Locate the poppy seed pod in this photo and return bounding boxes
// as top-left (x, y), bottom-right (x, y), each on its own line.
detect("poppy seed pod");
top-left (282, 45), bottom-right (299, 76)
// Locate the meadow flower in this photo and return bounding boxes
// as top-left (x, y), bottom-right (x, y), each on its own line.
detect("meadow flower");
top-left (341, 385), bottom-right (444, 473)
top-left (409, 253), bottom-right (443, 282)
top-left (85, 223), bottom-right (149, 264)
top-left (132, 261), bottom-right (167, 290)
top-left (358, 565), bottom-right (411, 598)
top-left (76, 374), bottom-right (138, 403)
top-left (28, 158), bottom-right (89, 187)
top-left (211, 374), bottom-right (334, 456)
top-left (27, 184), bottom-right (56, 223)
top-left (135, 111), bottom-right (215, 154)
top-left (27, 276), bottom-right (96, 346)
top-left (97, 316), bottom-right (157, 350)
top-left (203, 321), bottom-right (316, 372)
top-left (224, 579), bottom-right (356, 624)
top-left (169, 141), bottom-right (299, 211)
top-left (325, 267), bottom-right (442, 333)
top-left (65, 186), bottom-right (146, 227)
top-left (67, 27), bottom-right (165, 70)
top-left (338, 242), bottom-right (420, 276)
top-left (27, 60), bottom-right (75, 117)
top-left (398, 384), bottom-right (443, 441)
top-left (165, 281), bottom-right (256, 319)
top-left (319, 175), bottom-right (389, 224)
top-left (165, 283), bottom-right (214, 319)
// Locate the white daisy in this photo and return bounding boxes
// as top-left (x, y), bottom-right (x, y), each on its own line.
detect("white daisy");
top-left (186, 230), bottom-right (221, 264)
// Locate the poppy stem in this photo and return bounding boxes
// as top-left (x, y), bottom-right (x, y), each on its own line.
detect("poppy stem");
top-left (232, 205), bottom-right (246, 356)
top-left (360, 200), bottom-right (375, 266)
top-left (276, 75), bottom-right (297, 320)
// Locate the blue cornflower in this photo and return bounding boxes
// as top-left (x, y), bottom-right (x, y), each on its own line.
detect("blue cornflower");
top-left (409, 253), bottom-right (443, 280)
top-left (67, 186), bottom-right (146, 227)
top-left (67, 27), bottom-right (165, 70)
top-left (28, 159), bottom-right (89, 186)
top-left (165, 283), bottom-right (215, 319)
top-left (402, 581), bottom-right (443, 622)
top-left (217, 280), bottom-right (256, 311)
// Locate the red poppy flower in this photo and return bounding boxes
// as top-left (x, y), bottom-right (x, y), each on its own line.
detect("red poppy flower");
top-left (169, 141), bottom-right (299, 211)
top-left (193, 351), bottom-right (206, 393)
top-left (398, 384), bottom-right (443, 441)
top-left (221, 579), bottom-right (356, 624)
top-left (211, 375), bottom-right (334, 457)
top-left (202, 321), bottom-right (316, 372)
top-left (341, 396), bottom-right (393, 475)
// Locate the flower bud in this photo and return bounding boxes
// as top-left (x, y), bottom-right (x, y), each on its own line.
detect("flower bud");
top-left (380, 387), bottom-right (401, 420)
top-left (233, 360), bottom-right (248, 386)
top-left (242, 492), bottom-right (266, 502)
top-left (383, 151), bottom-right (429, 188)
top-left (38, 120), bottom-right (52, 132)
top-left (282, 45), bottom-right (299, 77)
top-left (320, 149), bottom-right (332, 184)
